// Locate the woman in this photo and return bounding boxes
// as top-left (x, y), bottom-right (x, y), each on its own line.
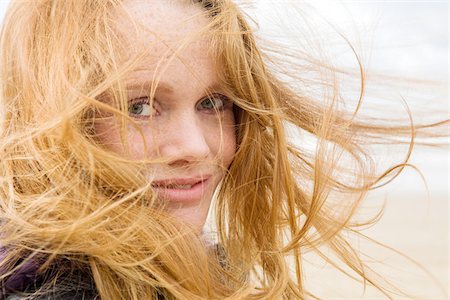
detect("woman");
top-left (0, 0), bottom-right (446, 299)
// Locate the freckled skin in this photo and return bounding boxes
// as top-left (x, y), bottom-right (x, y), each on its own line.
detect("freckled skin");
top-left (94, 0), bottom-right (236, 231)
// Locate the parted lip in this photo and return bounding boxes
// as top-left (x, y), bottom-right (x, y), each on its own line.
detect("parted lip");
top-left (151, 176), bottom-right (211, 187)
top-left (150, 175), bottom-right (212, 203)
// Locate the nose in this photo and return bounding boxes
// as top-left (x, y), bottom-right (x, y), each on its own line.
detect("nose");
top-left (157, 112), bottom-right (210, 165)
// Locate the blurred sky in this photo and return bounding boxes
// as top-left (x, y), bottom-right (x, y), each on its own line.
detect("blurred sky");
top-left (310, 1), bottom-right (448, 79)
top-left (245, 0), bottom-right (449, 195)
top-left (0, 1), bottom-right (7, 21)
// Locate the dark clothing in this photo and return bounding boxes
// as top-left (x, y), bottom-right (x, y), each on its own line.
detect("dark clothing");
top-left (1, 255), bottom-right (98, 300)
top-left (1, 244), bottom-right (225, 299)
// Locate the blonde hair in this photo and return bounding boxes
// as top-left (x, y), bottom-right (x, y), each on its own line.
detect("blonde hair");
top-left (0, 0), bottom-right (447, 299)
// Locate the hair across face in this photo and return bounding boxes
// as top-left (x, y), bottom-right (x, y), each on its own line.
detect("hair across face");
top-left (94, 0), bottom-right (236, 230)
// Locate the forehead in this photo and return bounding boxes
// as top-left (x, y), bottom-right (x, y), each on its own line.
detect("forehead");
top-left (115, 0), bottom-right (210, 59)
top-left (111, 0), bottom-right (219, 89)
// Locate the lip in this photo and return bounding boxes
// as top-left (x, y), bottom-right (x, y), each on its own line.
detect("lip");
top-left (151, 176), bottom-right (211, 203)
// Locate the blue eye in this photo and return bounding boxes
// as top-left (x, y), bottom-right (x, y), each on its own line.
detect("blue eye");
top-left (197, 94), bottom-right (231, 112)
top-left (128, 97), bottom-right (153, 118)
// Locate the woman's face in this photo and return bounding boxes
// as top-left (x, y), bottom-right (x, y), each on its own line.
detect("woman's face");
top-left (94, 0), bottom-right (236, 230)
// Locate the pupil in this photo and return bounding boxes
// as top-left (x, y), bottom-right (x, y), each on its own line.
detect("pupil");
top-left (130, 103), bottom-right (143, 114)
top-left (204, 99), bottom-right (214, 109)
top-left (203, 98), bottom-right (219, 109)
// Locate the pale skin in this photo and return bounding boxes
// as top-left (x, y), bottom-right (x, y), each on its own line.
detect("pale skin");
top-left (94, 0), bottom-right (236, 231)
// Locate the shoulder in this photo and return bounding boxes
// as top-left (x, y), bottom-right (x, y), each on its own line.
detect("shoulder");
top-left (1, 254), bottom-right (98, 300)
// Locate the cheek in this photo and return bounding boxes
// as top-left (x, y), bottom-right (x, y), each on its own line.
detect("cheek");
top-left (222, 124), bottom-right (236, 168)
top-left (209, 114), bottom-right (236, 168)
top-left (94, 120), bottom-right (155, 160)
top-left (94, 120), bottom-right (122, 153)
top-left (127, 126), bottom-right (157, 160)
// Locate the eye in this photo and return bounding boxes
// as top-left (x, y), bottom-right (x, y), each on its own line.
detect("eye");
top-left (197, 93), bottom-right (231, 113)
top-left (128, 97), bottom-right (155, 118)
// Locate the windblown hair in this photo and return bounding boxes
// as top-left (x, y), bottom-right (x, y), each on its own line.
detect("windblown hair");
top-left (0, 0), bottom-right (447, 299)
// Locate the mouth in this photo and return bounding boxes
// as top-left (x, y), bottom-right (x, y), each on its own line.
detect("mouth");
top-left (152, 182), bottom-right (198, 190)
top-left (151, 176), bottom-right (211, 203)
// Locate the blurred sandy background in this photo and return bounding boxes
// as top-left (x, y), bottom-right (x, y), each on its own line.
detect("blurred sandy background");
top-left (1, 0), bottom-right (448, 299)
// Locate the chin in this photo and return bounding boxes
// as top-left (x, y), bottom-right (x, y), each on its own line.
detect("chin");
top-left (167, 205), bottom-right (210, 232)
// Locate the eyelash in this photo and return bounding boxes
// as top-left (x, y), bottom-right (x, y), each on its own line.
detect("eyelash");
top-left (196, 93), bottom-right (233, 113)
top-left (128, 97), bottom-right (156, 119)
top-left (127, 93), bottom-right (233, 119)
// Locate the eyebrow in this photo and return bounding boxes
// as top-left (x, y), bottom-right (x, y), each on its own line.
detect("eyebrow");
top-left (126, 82), bottom-right (174, 94)
top-left (125, 81), bottom-right (224, 95)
